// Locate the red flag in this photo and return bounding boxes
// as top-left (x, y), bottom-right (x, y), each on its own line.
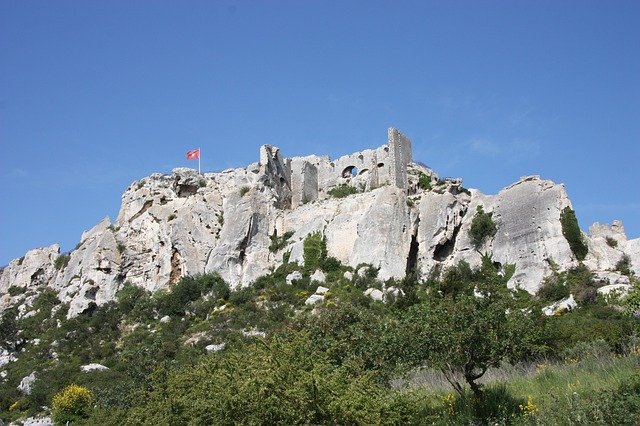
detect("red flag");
top-left (186, 149), bottom-right (200, 160)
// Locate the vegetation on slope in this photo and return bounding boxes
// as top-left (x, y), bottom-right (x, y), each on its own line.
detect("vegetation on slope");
top-left (1, 246), bottom-right (639, 424)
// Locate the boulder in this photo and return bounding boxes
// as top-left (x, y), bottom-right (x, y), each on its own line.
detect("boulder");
top-left (364, 288), bottom-right (384, 302)
top-left (310, 270), bottom-right (326, 283)
top-left (18, 371), bottom-right (36, 395)
top-left (205, 343), bottom-right (226, 353)
top-left (542, 295), bottom-right (577, 316)
top-left (314, 286), bottom-right (329, 295)
top-left (305, 294), bottom-right (324, 305)
top-left (80, 363), bottom-right (109, 372)
top-left (286, 271), bottom-right (303, 285)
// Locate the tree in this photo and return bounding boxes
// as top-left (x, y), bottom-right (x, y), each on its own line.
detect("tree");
top-left (560, 207), bottom-right (588, 261)
top-left (400, 258), bottom-right (543, 398)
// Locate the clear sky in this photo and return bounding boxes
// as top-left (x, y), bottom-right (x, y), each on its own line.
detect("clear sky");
top-left (1, 1), bottom-right (639, 266)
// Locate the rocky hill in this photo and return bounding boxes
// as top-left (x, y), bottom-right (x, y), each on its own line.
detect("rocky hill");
top-left (1, 128), bottom-right (638, 318)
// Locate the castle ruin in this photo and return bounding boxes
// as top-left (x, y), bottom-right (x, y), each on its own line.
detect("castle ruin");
top-left (258, 127), bottom-right (413, 208)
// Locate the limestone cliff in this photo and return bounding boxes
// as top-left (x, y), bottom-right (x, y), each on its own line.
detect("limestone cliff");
top-left (1, 128), bottom-right (638, 317)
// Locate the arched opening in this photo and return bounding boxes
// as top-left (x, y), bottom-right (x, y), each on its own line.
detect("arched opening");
top-left (377, 162), bottom-right (385, 168)
top-left (341, 166), bottom-right (358, 178)
top-left (358, 168), bottom-right (369, 175)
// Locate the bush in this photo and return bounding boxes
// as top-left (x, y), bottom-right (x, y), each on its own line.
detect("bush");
top-left (328, 184), bottom-right (358, 198)
top-left (469, 206), bottom-right (497, 249)
top-left (606, 237), bottom-right (618, 248)
top-left (616, 254), bottom-right (633, 276)
top-left (269, 231), bottom-right (294, 253)
top-left (51, 384), bottom-right (92, 424)
top-left (303, 232), bottom-right (327, 271)
top-left (560, 207), bottom-right (588, 261)
top-left (417, 172), bottom-right (432, 191)
top-left (54, 254), bottom-right (70, 270)
top-left (239, 186), bottom-right (250, 196)
top-left (537, 273), bottom-right (570, 303)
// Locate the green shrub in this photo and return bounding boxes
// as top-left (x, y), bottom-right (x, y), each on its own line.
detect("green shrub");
top-left (417, 172), bottom-right (432, 191)
top-left (536, 273), bottom-right (570, 303)
top-left (51, 384), bottom-right (93, 424)
top-left (54, 254), bottom-right (71, 270)
top-left (303, 232), bottom-right (327, 271)
top-left (560, 207), bottom-right (588, 261)
top-left (615, 254), bottom-right (633, 276)
top-left (239, 186), bottom-right (250, 196)
top-left (269, 231), bottom-right (294, 253)
top-left (328, 184), bottom-right (358, 198)
top-left (606, 236), bottom-right (618, 248)
top-left (469, 206), bottom-right (497, 249)
top-left (167, 214), bottom-right (177, 221)
top-left (566, 265), bottom-right (598, 305)
top-left (7, 286), bottom-right (24, 297)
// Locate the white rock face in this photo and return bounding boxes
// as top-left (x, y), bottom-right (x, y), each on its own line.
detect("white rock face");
top-left (2, 129), bottom-right (638, 317)
top-left (80, 363), bottom-right (109, 372)
top-left (0, 245), bottom-right (59, 296)
top-left (597, 283), bottom-right (632, 299)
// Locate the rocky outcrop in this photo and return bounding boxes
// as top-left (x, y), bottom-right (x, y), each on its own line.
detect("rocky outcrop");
top-left (2, 128), bottom-right (638, 318)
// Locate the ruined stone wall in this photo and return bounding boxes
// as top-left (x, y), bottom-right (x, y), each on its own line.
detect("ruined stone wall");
top-left (259, 145), bottom-right (292, 208)
top-left (388, 127), bottom-right (412, 190)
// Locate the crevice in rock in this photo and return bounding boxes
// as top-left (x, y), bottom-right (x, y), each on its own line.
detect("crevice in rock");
top-left (433, 222), bottom-right (462, 261)
top-left (236, 215), bottom-right (256, 267)
top-left (129, 200), bottom-right (153, 223)
top-left (405, 233), bottom-right (420, 276)
top-left (170, 248), bottom-right (182, 284)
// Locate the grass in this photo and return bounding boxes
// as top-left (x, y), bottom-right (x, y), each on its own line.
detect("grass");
top-left (392, 352), bottom-right (640, 424)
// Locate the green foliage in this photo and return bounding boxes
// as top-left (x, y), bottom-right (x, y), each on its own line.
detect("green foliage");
top-left (560, 207), bottom-right (588, 261)
top-left (469, 205), bottom-right (497, 249)
top-left (399, 260), bottom-right (545, 398)
top-left (566, 264), bottom-right (599, 305)
top-left (54, 254), bottom-right (70, 270)
top-left (328, 184), bottom-right (358, 198)
top-left (156, 273), bottom-right (229, 316)
top-left (167, 213), bottom-right (176, 221)
top-left (115, 334), bottom-right (390, 425)
top-left (7, 286), bottom-right (24, 297)
top-left (239, 186), bottom-right (250, 196)
top-left (536, 272), bottom-right (570, 303)
top-left (606, 236), bottom-right (618, 248)
top-left (269, 230), bottom-right (294, 253)
top-left (303, 231), bottom-right (327, 271)
top-left (51, 384), bottom-right (92, 424)
top-left (616, 254), bottom-right (633, 276)
top-left (624, 279), bottom-right (640, 317)
top-left (417, 172), bottom-right (432, 191)
top-left (544, 305), bottom-right (638, 355)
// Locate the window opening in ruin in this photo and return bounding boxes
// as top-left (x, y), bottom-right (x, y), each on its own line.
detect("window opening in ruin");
top-left (358, 168), bottom-right (369, 175)
top-left (377, 163), bottom-right (385, 168)
top-left (342, 166), bottom-right (358, 178)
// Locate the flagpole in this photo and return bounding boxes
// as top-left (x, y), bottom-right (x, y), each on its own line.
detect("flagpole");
top-left (198, 147), bottom-right (201, 175)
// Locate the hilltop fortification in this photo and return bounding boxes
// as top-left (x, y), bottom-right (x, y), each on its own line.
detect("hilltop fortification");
top-left (1, 128), bottom-right (638, 317)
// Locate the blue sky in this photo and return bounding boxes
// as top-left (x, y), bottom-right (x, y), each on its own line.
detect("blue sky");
top-left (1, 1), bottom-right (639, 265)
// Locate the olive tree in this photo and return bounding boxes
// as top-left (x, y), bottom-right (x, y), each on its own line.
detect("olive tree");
top-left (400, 258), bottom-right (544, 398)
